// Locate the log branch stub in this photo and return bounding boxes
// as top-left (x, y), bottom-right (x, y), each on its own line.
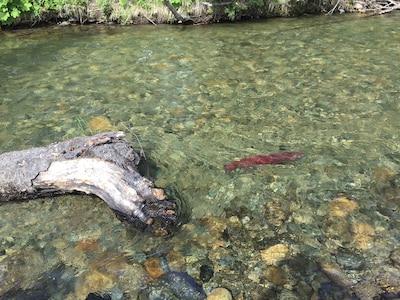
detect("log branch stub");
top-left (0, 132), bottom-right (179, 236)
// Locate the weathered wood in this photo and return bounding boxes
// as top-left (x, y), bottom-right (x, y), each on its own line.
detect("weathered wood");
top-left (0, 131), bottom-right (178, 236)
top-left (163, 0), bottom-right (194, 24)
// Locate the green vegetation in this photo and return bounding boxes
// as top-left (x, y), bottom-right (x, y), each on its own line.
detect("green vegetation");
top-left (224, 0), bottom-right (264, 20)
top-left (0, 0), bottom-right (33, 25)
top-left (0, 0), bottom-right (349, 28)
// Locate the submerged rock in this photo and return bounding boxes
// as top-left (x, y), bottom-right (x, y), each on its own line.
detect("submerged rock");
top-left (206, 287), bottom-right (232, 300)
top-left (143, 257), bottom-right (166, 279)
top-left (389, 248), bottom-right (400, 267)
top-left (260, 244), bottom-right (289, 266)
top-left (350, 222), bottom-right (376, 250)
top-left (0, 263), bottom-right (75, 299)
top-left (86, 292), bottom-right (112, 300)
top-left (139, 271), bottom-right (206, 300)
top-left (328, 197), bottom-right (359, 217)
top-left (89, 116), bottom-right (115, 132)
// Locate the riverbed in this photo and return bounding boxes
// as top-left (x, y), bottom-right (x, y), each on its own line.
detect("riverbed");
top-left (1, 13), bottom-right (400, 299)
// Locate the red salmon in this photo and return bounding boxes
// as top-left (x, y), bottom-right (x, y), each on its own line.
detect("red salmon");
top-left (224, 151), bottom-right (303, 171)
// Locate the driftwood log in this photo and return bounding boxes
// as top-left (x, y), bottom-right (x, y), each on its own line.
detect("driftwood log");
top-left (163, 0), bottom-right (194, 24)
top-left (0, 131), bottom-right (178, 236)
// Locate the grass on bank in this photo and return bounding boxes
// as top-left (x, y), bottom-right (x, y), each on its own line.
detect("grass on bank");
top-left (1, 0), bottom-right (341, 28)
top-left (2, 0), bottom-right (399, 28)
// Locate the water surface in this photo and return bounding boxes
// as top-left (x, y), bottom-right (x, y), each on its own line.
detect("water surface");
top-left (1, 13), bottom-right (400, 299)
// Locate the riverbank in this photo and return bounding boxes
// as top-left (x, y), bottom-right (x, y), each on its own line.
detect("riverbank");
top-left (1, 0), bottom-right (398, 29)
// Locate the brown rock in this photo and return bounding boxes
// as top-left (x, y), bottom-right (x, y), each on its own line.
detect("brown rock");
top-left (207, 287), bottom-right (232, 300)
top-left (328, 197), bottom-right (359, 217)
top-left (260, 244), bottom-right (289, 266)
top-left (265, 201), bottom-right (287, 227)
top-left (389, 248), bottom-right (400, 267)
top-left (152, 188), bottom-right (167, 200)
top-left (371, 167), bottom-right (396, 182)
top-left (75, 270), bottom-right (115, 298)
top-left (75, 238), bottom-right (100, 251)
top-left (199, 215), bottom-right (228, 238)
top-left (143, 257), bottom-right (165, 279)
top-left (264, 266), bottom-right (286, 285)
top-left (351, 222), bottom-right (376, 250)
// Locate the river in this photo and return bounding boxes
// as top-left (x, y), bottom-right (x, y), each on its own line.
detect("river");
top-left (1, 13), bottom-right (400, 299)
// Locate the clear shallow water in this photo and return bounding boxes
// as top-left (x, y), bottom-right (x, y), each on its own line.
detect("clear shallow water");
top-left (1, 13), bottom-right (400, 299)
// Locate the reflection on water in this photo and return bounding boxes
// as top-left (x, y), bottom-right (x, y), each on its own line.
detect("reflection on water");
top-left (1, 13), bottom-right (400, 299)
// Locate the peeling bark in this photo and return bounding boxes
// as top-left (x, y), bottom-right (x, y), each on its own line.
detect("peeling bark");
top-left (0, 132), bottom-right (178, 236)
